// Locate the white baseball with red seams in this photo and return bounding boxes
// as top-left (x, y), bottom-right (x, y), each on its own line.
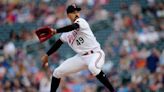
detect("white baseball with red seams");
top-left (53, 18), bottom-right (105, 78)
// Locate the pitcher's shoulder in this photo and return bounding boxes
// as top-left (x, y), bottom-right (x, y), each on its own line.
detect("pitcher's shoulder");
top-left (75, 18), bottom-right (87, 23)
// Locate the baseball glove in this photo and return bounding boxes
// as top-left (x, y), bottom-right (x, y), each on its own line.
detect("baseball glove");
top-left (35, 26), bottom-right (56, 43)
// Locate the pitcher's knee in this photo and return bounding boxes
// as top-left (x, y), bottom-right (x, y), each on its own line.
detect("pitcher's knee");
top-left (88, 64), bottom-right (101, 76)
top-left (53, 68), bottom-right (65, 78)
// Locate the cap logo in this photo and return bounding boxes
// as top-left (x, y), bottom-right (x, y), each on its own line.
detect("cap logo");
top-left (72, 4), bottom-right (76, 8)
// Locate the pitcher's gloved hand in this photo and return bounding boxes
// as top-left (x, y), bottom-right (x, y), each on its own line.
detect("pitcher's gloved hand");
top-left (35, 26), bottom-right (57, 43)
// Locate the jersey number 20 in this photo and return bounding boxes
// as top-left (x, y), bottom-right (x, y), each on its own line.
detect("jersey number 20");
top-left (76, 37), bottom-right (84, 45)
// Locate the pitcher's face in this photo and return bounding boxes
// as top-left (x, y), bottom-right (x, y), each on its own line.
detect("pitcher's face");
top-left (67, 11), bottom-right (80, 22)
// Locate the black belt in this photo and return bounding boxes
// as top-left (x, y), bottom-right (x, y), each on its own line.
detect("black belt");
top-left (83, 50), bottom-right (94, 55)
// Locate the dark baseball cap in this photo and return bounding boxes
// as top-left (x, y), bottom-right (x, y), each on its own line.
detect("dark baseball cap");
top-left (66, 4), bottom-right (81, 14)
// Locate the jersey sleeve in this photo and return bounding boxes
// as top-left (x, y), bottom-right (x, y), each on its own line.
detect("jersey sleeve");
top-left (74, 18), bottom-right (90, 31)
top-left (60, 33), bottom-right (67, 42)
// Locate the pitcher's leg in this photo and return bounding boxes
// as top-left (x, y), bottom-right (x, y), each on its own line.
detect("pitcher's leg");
top-left (50, 76), bottom-right (60, 92)
top-left (51, 55), bottom-right (87, 92)
top-left (87, 51), bottom-right (115, 92)
top-left (53, 55), bottom-right (87, 78)
top-left (96, 71), bottom-right (115, 92)
top-left (87, 51), bottom-right (105, 76)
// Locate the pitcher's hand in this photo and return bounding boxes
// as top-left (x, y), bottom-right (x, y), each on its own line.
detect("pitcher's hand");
top-left (41, 54), bottom-right (49, 69)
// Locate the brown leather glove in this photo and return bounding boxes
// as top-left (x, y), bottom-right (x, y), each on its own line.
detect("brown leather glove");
top-left (35, 26), bottom-right (56, 43)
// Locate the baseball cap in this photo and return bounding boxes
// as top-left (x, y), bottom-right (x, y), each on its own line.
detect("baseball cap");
top-left (66, 4), bottom-right (81, 14)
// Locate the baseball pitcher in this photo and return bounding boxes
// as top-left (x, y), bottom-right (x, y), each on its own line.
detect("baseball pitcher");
top-left (38, 4), bottom-right (115, 92)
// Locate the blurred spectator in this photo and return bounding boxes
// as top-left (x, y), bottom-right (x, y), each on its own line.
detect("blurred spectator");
top-left (137, 24), bottom-right (159, 44)
top-left (129, 2), bottom-right (142, 16)
top-left (0, 81), bottom-right (4, 92)
top-left (13, 78), bottom-right (23, 92)
top-left (83, 84), bottom-right (97, 92)
top-left (9, 31), bottom-right (20, 41)
top-left (92, 5), bottom-right (108, 22)
top-left (156, 3), bottom-right (164, 18)
top-left (39, 75), bottom-right (51, 92)
top-left (113, 13), bottom-right (124, 31)
top-left (146, 48), bottom-right (160, 73)
top-left (3, 41), bottom-right (16, 59)
top-left (3, 80), bottom-right (12, 92)
top-left (0, 56), bottom-right (6, 80)
top-left (117, 84), bottom-right (130, 92)
top-left (159, 50), bottom-right (164, 65)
